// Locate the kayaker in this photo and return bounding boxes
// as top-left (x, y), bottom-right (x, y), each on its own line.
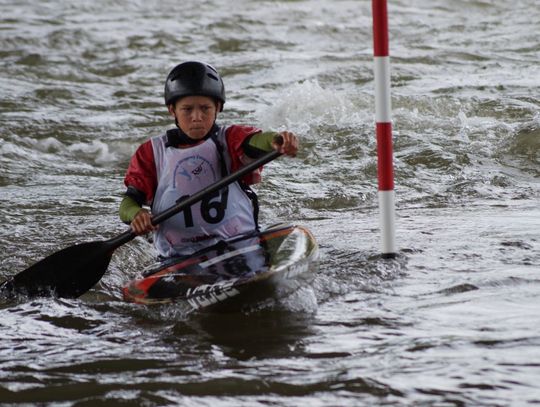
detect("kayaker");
top-left (119, 61), bottom-right (299, 258)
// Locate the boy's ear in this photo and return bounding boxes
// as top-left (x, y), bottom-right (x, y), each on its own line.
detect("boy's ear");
top-left (167, 104), bottom-right (175, 116)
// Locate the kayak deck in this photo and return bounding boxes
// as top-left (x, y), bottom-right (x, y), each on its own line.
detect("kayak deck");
top-left (122, 224), bottom-right (318, 313)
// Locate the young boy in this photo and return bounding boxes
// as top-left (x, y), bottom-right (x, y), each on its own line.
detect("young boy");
top-left (119, 61), bottom-right (299, 258)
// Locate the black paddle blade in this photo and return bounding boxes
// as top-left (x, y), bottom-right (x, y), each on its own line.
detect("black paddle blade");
top-left (0, 240), bottom-right (114, 299)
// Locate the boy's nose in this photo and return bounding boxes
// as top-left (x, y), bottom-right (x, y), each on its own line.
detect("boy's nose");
top-left (192, 109), bottom-right (203, 120)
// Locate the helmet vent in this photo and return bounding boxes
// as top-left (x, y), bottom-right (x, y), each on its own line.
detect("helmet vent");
top-left (207, 73), bottom-right (218, 82)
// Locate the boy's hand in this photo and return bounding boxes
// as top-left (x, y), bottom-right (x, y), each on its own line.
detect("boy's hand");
top-left (273, 131), bottom-right (298, 157)
top-left (131, 209), bottom-right (156, 235)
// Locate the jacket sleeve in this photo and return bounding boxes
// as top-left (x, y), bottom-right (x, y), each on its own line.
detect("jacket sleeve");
top-left (123, 140), bottom-right (157, 205)
top-left (225, 125), bottom-right (264, 185)
top-left (119, 195), bottom-right (142, 224)
top-left (243, 131), bottom-right (278, 157)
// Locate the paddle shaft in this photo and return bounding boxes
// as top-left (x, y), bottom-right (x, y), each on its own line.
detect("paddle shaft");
top-left (107, 149), bottom-right (282, 249)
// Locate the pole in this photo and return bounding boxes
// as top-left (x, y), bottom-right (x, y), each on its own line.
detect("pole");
top-left (372, 0), bottom-right (397, 258)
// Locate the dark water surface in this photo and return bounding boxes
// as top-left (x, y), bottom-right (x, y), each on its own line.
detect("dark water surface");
top-left (1, 0), bottom-right (539, 405)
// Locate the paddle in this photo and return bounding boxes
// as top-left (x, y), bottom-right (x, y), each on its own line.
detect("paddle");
top-left (0, 149), bottom-right (282, 299)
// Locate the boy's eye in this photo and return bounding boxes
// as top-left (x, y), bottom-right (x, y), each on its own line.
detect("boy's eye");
top-left (178, 105), bottom-right (214, 115)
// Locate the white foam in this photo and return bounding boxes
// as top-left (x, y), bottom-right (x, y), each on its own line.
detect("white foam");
top-left (279, 286), bottom-right (318, 313)
top-left (35, 137), bottom-right (65, 153)
top-left (255, 80), bottom-right (366, 137)
top-left (67, 139), bottom-right (118, 164)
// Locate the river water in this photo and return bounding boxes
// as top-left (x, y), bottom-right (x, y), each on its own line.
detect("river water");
top-left (1, 0), bottom-right (539, 405)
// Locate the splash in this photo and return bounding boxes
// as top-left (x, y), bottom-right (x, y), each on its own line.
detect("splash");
top-left (255, 80), bottom-right (367, 137)
top-left (67, 139), bottom-right (118, 164)
top-left (1, 134), bottom-right (121, 168)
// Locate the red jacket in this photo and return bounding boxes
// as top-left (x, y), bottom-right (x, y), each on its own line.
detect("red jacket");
top-left (124, 125), bottom-right (262, 205)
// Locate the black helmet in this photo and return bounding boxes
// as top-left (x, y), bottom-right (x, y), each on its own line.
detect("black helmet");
top-left (164, 61), bottom-right (225, 110)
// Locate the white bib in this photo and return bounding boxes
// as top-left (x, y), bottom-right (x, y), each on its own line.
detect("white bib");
top-left (150, 128), bottom-right (257, 257)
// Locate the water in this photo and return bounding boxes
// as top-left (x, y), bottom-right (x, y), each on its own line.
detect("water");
top-left (1, 0), bottom-right (539, 405)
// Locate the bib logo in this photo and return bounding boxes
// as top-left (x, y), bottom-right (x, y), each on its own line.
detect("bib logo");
top-left (173, 155), bottom-right (217, 187)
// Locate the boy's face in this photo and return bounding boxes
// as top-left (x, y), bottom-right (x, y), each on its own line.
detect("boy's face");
top-left (169, 95), bottom-right (219, 140)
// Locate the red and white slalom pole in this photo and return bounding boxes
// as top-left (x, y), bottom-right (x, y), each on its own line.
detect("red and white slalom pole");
top-left (372, 0), bottom-right (397, 258)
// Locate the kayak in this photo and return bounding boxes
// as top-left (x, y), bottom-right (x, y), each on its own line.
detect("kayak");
top-left (122, 223), bottom-right (318, 313)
